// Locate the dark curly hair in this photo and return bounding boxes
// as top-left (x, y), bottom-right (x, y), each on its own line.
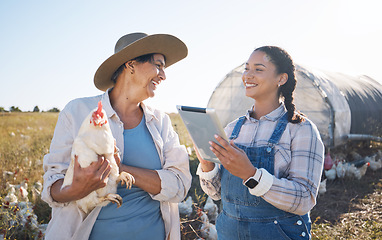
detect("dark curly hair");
top-left (254, 46), bottom-right (305, 123)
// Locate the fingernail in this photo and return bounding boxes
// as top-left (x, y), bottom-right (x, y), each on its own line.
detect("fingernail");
top-left (214, 134), bottom-right (218, 138)
top-left (209, 141), bottom-right (212, 145)
top-left (209, 147), bottom-right (213, 151)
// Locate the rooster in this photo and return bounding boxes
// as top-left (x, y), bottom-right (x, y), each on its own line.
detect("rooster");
top-left (61, 101), bottom-right (135, 215)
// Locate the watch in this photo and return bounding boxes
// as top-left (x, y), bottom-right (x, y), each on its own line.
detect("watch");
top-left (244, 169), bottom-right (262, 189)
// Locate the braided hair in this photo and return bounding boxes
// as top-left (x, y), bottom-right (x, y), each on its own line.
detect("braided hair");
top-left (255, 46), bottom-right (305, 123)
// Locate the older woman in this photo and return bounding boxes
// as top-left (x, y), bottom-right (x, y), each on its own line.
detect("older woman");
top-left (196, 46), bottom-right (324, 239)
top-left (42, 33), bottom-right (192, 240)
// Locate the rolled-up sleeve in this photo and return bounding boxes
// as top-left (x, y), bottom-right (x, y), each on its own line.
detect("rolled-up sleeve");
top-left (42, 110), bottom-right (74, 208)
top-left (196, 163), bottom-right (222, 201)
top-left (151, 114), bottom-right (192, 203)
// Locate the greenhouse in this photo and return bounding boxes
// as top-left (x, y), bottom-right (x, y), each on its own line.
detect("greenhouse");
top-left (207, 63), bottom-right (382, 148)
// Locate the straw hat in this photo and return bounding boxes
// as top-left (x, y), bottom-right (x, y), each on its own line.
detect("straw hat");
top-left (94, 32), bottom-right (188, 91)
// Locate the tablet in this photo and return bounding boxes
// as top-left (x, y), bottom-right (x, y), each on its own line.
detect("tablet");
top-left (176, 105), bottom-right (228, 164)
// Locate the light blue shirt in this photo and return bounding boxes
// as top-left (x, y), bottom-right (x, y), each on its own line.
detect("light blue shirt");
top-left (90, 115), bottom-right (165, 240)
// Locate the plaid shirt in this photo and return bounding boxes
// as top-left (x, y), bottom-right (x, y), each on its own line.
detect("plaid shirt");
top-left (197, 103), bottom-right (324, 215)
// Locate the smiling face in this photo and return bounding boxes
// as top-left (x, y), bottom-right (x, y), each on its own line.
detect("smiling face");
top-left (130, 53), bottom-right (166, 99)
top-left (242, 50), bottom-right (286, 103)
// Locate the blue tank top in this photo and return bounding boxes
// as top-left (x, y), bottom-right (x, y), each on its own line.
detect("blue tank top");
top-left (89, 115), bottom-right (165, 240)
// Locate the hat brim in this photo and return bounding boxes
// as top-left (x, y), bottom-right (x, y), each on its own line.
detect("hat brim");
top-left (94, 34), bottom-right (188, 91)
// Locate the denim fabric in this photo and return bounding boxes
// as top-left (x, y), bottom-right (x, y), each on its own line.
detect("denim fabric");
top-left (218, 114), bottom-right (311, 240)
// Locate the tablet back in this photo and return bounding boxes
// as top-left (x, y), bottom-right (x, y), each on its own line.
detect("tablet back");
top-left (177, 105), bottom-right (227, 163)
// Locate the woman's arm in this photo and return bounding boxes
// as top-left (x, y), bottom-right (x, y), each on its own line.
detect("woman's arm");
top-left (147, 113), bottom-right (192, 203)
top-left (119, 164), bottom-right (161, 195)
top-left (50, 155), bottom-right (112, 202)
top-left (262, 121), bottom-right (324, 215)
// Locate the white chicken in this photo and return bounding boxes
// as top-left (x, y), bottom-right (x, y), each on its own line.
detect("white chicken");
top-left (204, 196), bottom-right (219, 222)
top-left (4, 185), bottom-right (18, 204)
top-left (178, 196), bottom-right (193, 216)
top-left (336, 161), bottom-right (347, 179)
top-left (365, 155), bottom-right (382, 171)
top-left (345, 162), bottom-right (369, 180)
top-left (324, 166), bottom-right (336, 181)
top-left (318, 178), bottom-right (327, 196)
top-left (6, 181), bottom-right (29, 202)
top-left (198, 209), bottom-right (218, 240)
top-left (61, 101), bottom-right (135, 216)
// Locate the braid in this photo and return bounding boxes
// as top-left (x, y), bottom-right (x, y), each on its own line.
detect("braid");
top-left (255, 46), bottom-right (305, 123)
top-left (280, 76), bottom-right (305, 123)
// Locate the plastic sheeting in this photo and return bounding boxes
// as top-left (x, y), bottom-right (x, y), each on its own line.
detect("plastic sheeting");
top-left (207, 63), bottom-right (382, 147)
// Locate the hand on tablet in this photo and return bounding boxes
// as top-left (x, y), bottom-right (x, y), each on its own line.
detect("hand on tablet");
top-left (209, 135), bottom-right (256, 181)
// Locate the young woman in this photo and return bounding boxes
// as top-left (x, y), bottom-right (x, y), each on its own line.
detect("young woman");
top-left (196, 46), bottom-right (324, 239)
top-left (42, 33), bottom-right (192, 240)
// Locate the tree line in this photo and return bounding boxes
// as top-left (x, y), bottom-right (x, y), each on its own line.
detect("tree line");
top-left (0, 106), bottom-right (60, 112)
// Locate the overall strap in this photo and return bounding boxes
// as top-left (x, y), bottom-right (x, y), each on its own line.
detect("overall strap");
top-left (229, 116), bottom-right (246, 140)
top-left (268, 113), bottom-right (289, 145)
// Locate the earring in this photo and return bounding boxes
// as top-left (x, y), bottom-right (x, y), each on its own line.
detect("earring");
top-left (278, 83), bottom-right (280, 87)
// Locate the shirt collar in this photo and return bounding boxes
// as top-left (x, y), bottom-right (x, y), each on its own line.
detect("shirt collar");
top-left (101, 89), bottom-right (117, 118)
top-left (246, 102), bottom-right (287, 122)
top-left (140, 101), bottom-right (159, 123)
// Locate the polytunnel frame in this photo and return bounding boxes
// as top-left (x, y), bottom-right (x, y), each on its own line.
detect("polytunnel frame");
top-left (298, 71), bottom-right (336, 148)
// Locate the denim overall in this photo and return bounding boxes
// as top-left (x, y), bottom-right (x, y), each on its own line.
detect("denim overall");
top-left (216, 114), bottom-right (311, 240)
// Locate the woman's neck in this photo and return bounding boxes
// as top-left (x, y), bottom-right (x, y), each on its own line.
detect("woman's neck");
top-left (109, 87), bottom-right (144, 129)
top-left (251, 100), bottom-right (281, 120)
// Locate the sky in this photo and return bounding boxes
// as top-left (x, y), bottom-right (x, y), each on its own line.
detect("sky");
top-left (1, 0), bottom-right (381, 113)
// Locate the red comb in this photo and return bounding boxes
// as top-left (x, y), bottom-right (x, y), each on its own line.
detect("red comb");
top-left (91, 101), bottom-right (104, 126)
top-left (96, 101), bottom-right (103, 115)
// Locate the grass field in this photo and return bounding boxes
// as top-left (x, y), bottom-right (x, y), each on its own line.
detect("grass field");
top-left (0, 112), bottom-right (381, 239)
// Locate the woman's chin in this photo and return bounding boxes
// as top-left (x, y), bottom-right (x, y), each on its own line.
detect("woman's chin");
top-left (245, 91), bottom-right (255, 99)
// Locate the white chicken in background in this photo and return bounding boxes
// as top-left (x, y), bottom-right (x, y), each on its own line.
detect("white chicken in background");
top-left (178, 196), bottom-right (193, 216)
top-left (365, 155), bottom-right (382, 171)
top-left (318, 178), bottom-right (327, 196)
top-left (61, 101), bottom-right (135, 216)
top-left (4, 185), bottom-right (18, 205)
top-left (324, 165), bottom-right (337, 181)
top-left (32, 181), bottom-right (43, 201)
top-left (345, 162), bottom-right (369, 180)
top-left (18, 181), bottom-right (29, 202)
top-left (204, 196), bottom-right (219, 222)
top-left (6, 181), bottom-right (29, 202)
top-left (336, 161), bottom-right (347, 179)
top-left (198, 209), bottom-right (217, 240)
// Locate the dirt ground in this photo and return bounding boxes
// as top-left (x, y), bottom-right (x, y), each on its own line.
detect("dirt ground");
top-left (311, 166), bottom-right (382, 224)
top-left (310, 142), bottom-right (382, 239)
